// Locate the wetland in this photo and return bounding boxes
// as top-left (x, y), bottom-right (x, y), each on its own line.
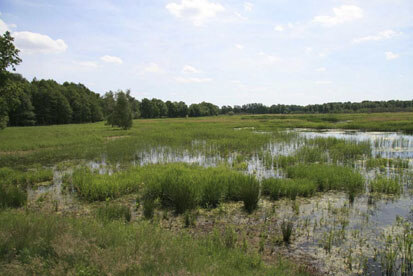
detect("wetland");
top-left (1, 113), bottom-right (412, 275)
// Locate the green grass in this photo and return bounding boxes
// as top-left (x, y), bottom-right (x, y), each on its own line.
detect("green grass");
top-left (366, 158), bottom-right (409, 170)
top-left (96, 203), bottom-right (131, 222)
top-left (0, 210), bottom-right (310, 276)
top-left (71, 167), bottom-right (141, 201)
top-left (71, 163), bottom-right (260, 214)
top-left (0, 112), bottom-right (411, 275)
top-left (308, 137), bottom-right (371, 161)
top-left (0, 167), bottom-right (53, 208)
top-left (0, 112), bottom-right (411, 168)
top-left (287, 164), bottom-right (365, 194)
top-left (370, 176), bottom-right (402, 194)
top-left (262, 178), bottom-right (317, 200)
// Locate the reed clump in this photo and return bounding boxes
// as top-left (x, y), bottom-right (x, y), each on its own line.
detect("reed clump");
top-left (262, 178), bottom-right (317, 200)
top-left (72, 163), bottom-right (260, 214)
top-left (287, 164), bottom-right (365, 194)
top-left (96, 203), bottom-right (131, 222)
top-left (370, 176), bottom-right (402, 195)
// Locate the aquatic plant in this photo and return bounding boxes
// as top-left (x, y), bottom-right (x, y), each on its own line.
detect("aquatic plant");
top-left (366, 158), bottom-right (409, 170)
top-left (96, 203), bottom-right (131, 222)
top-left (262, 178), bottom-right (317, 200)
top-left (281, 219), bottom-right (294, 244)
top-left (0, 181), bottom-right (26, 208)
top-left (287, 164), bottom-right (364, 194)
top-left (370, 176), bottom-right (402, 195)
top-left (238, 176), bottom-right (260, 213)
top-left (143, 198), bottom-right (155, 219)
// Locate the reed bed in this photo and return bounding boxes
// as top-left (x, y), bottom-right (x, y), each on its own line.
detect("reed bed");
top-left (370, 176), bottom-right (402, 194)
top-left (287, 164), bottom-right (365, 194)
top-left (71, 163), bottom-right (260, 214)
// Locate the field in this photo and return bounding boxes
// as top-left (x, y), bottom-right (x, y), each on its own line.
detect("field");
top-left (1, 112), bottom-right (413, 275)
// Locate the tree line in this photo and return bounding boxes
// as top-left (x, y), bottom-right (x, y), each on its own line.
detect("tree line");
top-left (1, 31), bottom-right (412, 130)
top-left (221, 101), bottom-right (413, 115)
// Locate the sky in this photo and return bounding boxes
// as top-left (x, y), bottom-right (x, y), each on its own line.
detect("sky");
top-left (0, 0), bottom-right (412, 106)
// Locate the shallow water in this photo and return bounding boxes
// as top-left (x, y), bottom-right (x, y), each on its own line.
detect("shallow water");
top-left (26, 128), bottom-right (413, 275)
top-left (299, 129), bottom-right (413, 159)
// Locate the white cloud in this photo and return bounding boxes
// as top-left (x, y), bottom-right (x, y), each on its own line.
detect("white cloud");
top-left (175, 76), bottom-right (212, 83)
top-left (144, 63), bottom-right (162, 73)
top-left (182, 65), bottom-right (200, 73)
top-left (274, 25), bottom-right (284, 32)
top-left (0, 18), bottom-right (11, 33)
top-left (235, 44), bottom-right (244, 49)
top-left (313, 5), bottom-right (363, 26)
top-left (100, 55), bottom-right (123, 64)
top-left (244, 2), bottom-right (253, 12)
top-left (13, 31), bottom-right (67, 54)
top-left (315, 80), bottom-right (332, 85)
top-left (316, 67), bottom-right (326, 72)
top-left (385, 51), bottom-right (399, 60)
top-left (353, 30), bottom-right (401, 44)
top-left (166, 0), bottom-right (225, 26)
top-left (74, 61), bottom-right (98, 69)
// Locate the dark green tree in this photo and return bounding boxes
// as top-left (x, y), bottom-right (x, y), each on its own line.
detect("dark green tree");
top-left (0, 31), bottom-right (22, 73)
top-left (140, 98), bottom-right (154, 118)
top-left (0, 31), bottom-right (23, 129)
top-left (111, 91), bottom-right (133, 129)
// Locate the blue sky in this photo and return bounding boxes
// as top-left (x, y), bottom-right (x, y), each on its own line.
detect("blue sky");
top-left (0, 0), bottom-right (412, 106)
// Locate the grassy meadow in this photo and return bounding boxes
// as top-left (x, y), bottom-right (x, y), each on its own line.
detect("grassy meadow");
top-left (1, 112), bottom-right (413, 275)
